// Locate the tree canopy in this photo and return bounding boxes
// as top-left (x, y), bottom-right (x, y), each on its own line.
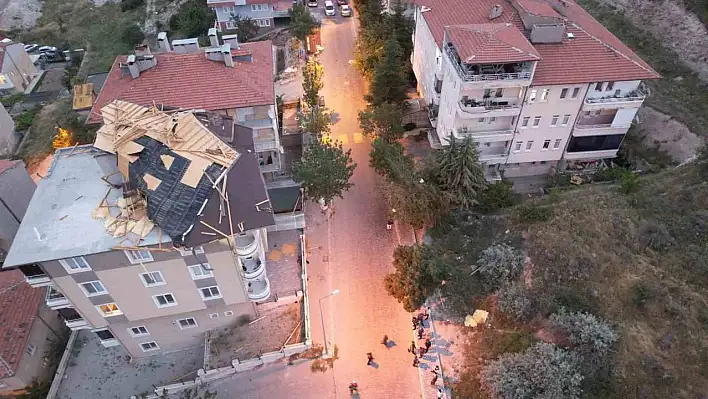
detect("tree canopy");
top-left (302, 58), bottom-right (324, 109)
top-left (300, 106), bottom-right (331, 137)
top-left (289, 4), bottom-right (320, 42)
top-left (293, 140), bottom-right (356, 206)
top-left (169, 0), bottom-right (216, 38)
top-left (433, 136), bottom-right (487, 209)
top-left (358, 103), bottom-right (404, 142)
top-left (365, 37), bottom-right (408, 106)
top-left (369, 138), bottom-right (414, 182)
top-left (229, 13), bottom-right (259, 42)
top-left (384, 245), bottom-right (446, 311)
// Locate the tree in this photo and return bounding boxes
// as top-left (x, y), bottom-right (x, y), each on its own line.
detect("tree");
top-left (549, 309), bottom-right (617, 359)
top-left (293, 140), bottom-right (356, 206)
top-left (169, 0), bottom-right (216, 38)
top-left (386, 5), bottom-right (413, 65)
top-left (358, 103), bottom-right (404, 142)
top-left (476, 244), bottom-right (525, 291)
top-left (497, 282), bottom-right (535, 321)
top-left (121, 24), bottom-right (145, 46)
top-left (300, 106), bottom-right (332, 137)
top-left (434, 136), bottom-right (486, 209)
top-left (478, 181), bottom-right (517, 213)
top-left (385, 175), bottom-right (446, 243)
top-left (369, 138), bottom-right (413, 182)
top-left (384, 245), bottom-right (445, 311)
top-left (289, 4), bottom-right (320, 42)
top-left (481, 342), bottom-right (584, 399)
top-left (229, 13), bottom-right (259, 41)
top-left (302, 58), bottom-right (324, 109)
top-left (365, 38), bottom-right (408, 106)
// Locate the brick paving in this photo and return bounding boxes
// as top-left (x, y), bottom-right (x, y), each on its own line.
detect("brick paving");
top-left (266, 230), bottom-right (304, 298)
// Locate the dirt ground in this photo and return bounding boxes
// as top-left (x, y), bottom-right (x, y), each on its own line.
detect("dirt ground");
top-left (209, 302), bottom-right (302, 368)
top-left (634, 106), bottom-right (703, 163)
top-left (0, 0), bottom-right (42, 31)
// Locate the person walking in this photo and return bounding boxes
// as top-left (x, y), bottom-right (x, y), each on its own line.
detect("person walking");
top-left (408, 340), bottom-right (416, 354)
top-left (417, 312), bottom-right (425, 326)
top-left (412, 316), bottom-right (418, 330)
top-left (425, 338), bottom-right (432, 352)
top-left (437, 387), bottom-right (444, 398)
top-left (418, 346), bottom-right (425, 358)
top-left (430, 372), bottom-right (438, 386)
top-left (424, 306), bottom-right (432, 320)
top-left (417, 325), bottom-right (424, 340)
top-left (366, 352), bottom-right (374, 366)
top-left (412, 355), bottom-right (420, 367)
top-left (382, 335), bottom-right (389, 348)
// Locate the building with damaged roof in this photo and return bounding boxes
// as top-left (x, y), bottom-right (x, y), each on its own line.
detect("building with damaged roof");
top-left (3, 98), bottom-right (304, 358)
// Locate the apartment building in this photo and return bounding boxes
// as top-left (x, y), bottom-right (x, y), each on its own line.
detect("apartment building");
top-left (0, 41), bottom-right (38, 95)
top-left (412, 0), bottom-right (659, 178)
top-left (207, 0), bottom-right (293, 32)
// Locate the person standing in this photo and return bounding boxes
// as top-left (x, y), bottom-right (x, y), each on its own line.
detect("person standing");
top-left (424, 306), bottom-right (432, 320)
top-left (412, 316), bottom-right (418, 330)
top-left (408, 340), bottom-right (416, 354)
top-left (418, 346), bottom-right (425, 358)
top-left (382, 335), bottom-right (389, 348)
top-left (417, 325), bottom-right (424, 340)
top-left (366, 352), bottom-right (374, 366)
top-left (412, 355), bottom-right (420, 367)
top-left (430, 371), bottom-right (438, 386)
top-left (425, 338), bottom-right (432, 352)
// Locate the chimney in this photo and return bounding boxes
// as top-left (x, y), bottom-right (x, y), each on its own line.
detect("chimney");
top-left (204, 47), bottom-right (223, 62)
top-left (126, 55), bottom-right (139, 79)
top-left (172, 38), bottom-right (201, 54)
top-left (134, 44), bottom-right (151, 56)
top-left (208, 28), bottom-right (219, 47)
top-left (489, 4), bottom-right (503, 19)
top-left (136, 54), bottom-right (157, 72)
top-left (221, 43), bottom-right (234, 68)
top-left (157, 31), bottom-right (171, 52)
top-left (222, 34), bottom-right (240, 50)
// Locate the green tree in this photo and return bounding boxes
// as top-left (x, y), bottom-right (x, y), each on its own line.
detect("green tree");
top-left (385, 175), bottom-right (446, 243)
top-left (121, 24), bottom-right (145, 46)
top-left (549, 309), bottom-right (617, 360)
top-left (475, 244), bottom-right (525, 292)
top-left (434, 136), bottom-right (487, 209)
top-left (289, 4), bottom-right (320, 42)
top-left (384, 245), bottom-right (444, 311)
top-left (387, 5), bottom-right (413, 65)
top-left (169, 0), bottom-right (216, 38)
top-left (358, 103), bottom-right (404, 142)
top-left (294, 140), bottom-right (356, 206)
top-left (300, 106), bottom-right (331, 137)
top-left (302, 58), bottom-right (324, 109)
top-left (229, 13), bottom-right (259, 41)
top-left (369, 138), bottom-right (413, 182)
top-left (365, 37), bottom-right (408, 106)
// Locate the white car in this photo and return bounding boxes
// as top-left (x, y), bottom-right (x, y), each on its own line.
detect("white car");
top-left (24, 44), bottom-right (39, 53)
top-left (307, 0), bottom-right (317, 7)
top-left (340, 4), bottom-right (351, 16)
top-left (324, 0), bottom-right (335, 16)
top-left (39, 46), bottom-right (58, 53)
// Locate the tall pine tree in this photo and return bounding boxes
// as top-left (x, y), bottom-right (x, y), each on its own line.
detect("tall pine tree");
top-left (365, 38), bottom-right (408, 106)
top-left (435, 136), bottom-right (487, 209)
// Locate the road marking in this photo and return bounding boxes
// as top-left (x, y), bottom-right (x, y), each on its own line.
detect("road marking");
top-left (353, 133), bottom-right (364, 144)
top-left (337, 134), bottom-right (349, 144)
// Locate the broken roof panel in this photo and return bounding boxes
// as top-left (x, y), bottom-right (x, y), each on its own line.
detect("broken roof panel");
top-left (445, 23), bottom-right (541, 63)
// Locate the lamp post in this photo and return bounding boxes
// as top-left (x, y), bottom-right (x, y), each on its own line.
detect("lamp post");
top-left (319, 289), bottom-right (339, 357)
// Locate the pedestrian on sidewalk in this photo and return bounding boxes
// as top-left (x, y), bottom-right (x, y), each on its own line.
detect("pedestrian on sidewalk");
top-left (366, 352), bottom-right (374, 366)
top-left (418, 346), bottom-right (425, 358)
top-left (418, 325), bottom-right (424, 340)
top-left (408, 340), bottom-right (416, 353)
top-left (412, 355), bottom-right (420, 367)
top-left (417, 312), bottom-right (424, 325)
top-left (433, 365), bottom-right (440, 375)
top-left (424, 306), bottom-right (431, 320)
top-left (382, 335), bottom-right (389, 348)
top-left (430, 372), bottom-right (438, 386)
top-left (425, 338), bottom-right (432, 352)
top-left (386, 219), bottom-right (393, 230)
top-left (412, 316), bottom-right (418, 330)
top-left (437, 387), bottom-right (444, 398)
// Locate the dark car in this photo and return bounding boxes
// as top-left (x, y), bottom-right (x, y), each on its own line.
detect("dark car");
top-left (337, 0), bottom-right (348, 5)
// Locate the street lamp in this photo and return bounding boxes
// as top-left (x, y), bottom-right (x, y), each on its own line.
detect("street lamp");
top-left (319, 289), bottom-right (339, 357)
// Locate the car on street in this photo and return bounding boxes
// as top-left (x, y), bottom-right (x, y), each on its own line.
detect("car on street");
top-left (340, 4), bottom-right (351, 16)
top-left (324, 1), bottom-right (335, 15)
top-left (307, 0), bottom-right (318, 6)
top-left (336, 0), bottom-right (348, 5)
top-left (24, 44), bottom-right (39, 53)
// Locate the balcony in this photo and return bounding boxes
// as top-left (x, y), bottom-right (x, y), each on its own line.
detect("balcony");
top-left (455, 128), bottom-right (514, 142)
top-left (65, 317), bottom-right (89, 330)
top-left (458, 99), bottom-right (522, 118)
top-left (234, 232), bottom-right (259, 256)
top-left (445, 44), bottom-right (532, 87)
top-left (582, 90), bottom-right (645, 111)
top-left (253, 128), bottom-right (279, 152)
top-left (46, 286), bottom-right (70, 309)
top-left (428, 104), bottom-right (439, 128)
top-left (25, 274), bottom-right (51, 287)
top-left (478, 149), bottom-right (508, 164)
top-left (241, 256), bottom-right (266, 280)
top-left (247, 277), bottom-right (271, 302)
top-left (564, 149), bottom-right (620, 160)
top-left (573, 123), bottom-right (629, 137)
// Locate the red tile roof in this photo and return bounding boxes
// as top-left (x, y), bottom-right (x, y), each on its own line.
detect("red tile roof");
top-left (88, 41), bottom-right (275, 124)
top-left (0, 270), bottom-right (43, 379)
top-left (446, 23), bottom-right (540, 63)
top-left (418, 0), bottom-right (659, 85)
top-left (0, 159), bottom-right (18, 175)
top-left (514, 0), bottom-right (560, 17)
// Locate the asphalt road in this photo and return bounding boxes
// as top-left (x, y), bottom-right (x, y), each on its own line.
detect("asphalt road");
top-left (212, 10), bottom-right (421, 399)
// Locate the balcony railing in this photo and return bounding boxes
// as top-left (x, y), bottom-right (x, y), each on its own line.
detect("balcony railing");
top-left (459, 100), bottom-right (521, 114)
top-left (575, 123), bottom-right (613, 129)
top-left (46, 286), bottom-right (70, 309)
top-left (445, 45), bottom-right (532, 83)
top-left (25, 274), bottom-right (51, 287)
top-left (241, 256), bottom-right (266, 280)
top-left (456, 128), bottom-right (514, 139)
top-left (235, 232), bottom-right (259, 256)
top-left (64, 317), bottom-right (88, 330)
top-left (247, 277), bottom-right (271, 302)
top-left (585, 91), bottom-right (645, 104)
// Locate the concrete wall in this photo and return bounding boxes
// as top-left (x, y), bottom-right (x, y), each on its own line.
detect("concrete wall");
top-left (412, 6), bottom-right (441, 106)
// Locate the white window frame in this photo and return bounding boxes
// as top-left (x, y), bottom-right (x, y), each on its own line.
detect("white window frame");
top-left (124, 250), bottom-right (154, 264)
top-left (477, 117), bottom-right (485, 123)
top-left (532, 116), bottom-right (541, 127)
top-left (251, 4), bottom-right (269, 11)
top-left (542, 140), bottom-right (551, 150)
top-left (550, 115), bottom-right (559, 127)
top-left (487, 117), bottom-right (496, 124)
top-left (525, 141), bottom-right (534, 151)
top-left (560, 88), bottom-right (568, 99)
top-left (140, 271), bottom-right (165, 287)
top-left (79, 280), bottom-right (107, 297)
top-left (513, 141), bottom-right (522, 152)
top-left (153, 293), bottom-right (177, 308)
top-left (528, 89), bottom-right (537, 103)
top-left (521, 117), bottom-right (529, 128)
top-left (571, 87), bottom-right (580, 98)
top-left (26, 344), bottom-right (36, 356)
top-left (96, 303), bottom-right (123, 317)
top-left (200, 286), bottom-right (222, 301)
top-left (177, 317), bottom-right (198, 330)
top-left (553, 139), bottom-right (562, 150)
top-left (606, 81), bottom-right (615, 91)
top-left (222, 6), bottom-right (234, 13)
top-left (224, 310), bottom-right (234, 316)
top-left (595, 82), bottom-right (604, 92)
top-left (140, 341), bottom-right (160, 352)
top-left (225, 21), bottom-right (235, 30)
top-left (562, 114), bottom-right (571, 126)
top-left (59, 257), bottom-right (91, 273)
top-left (188, 264), bottom-right (214, 280)
top-left (255, 18), bottom-right (271, 27)
top-left (178, 246), bottom-right (205, 257)
top-left (540, 89), bottom-right (550, 102)
top-left (209, 313), bottom-right (220, 319)
top-left (129, 326), bottom-right (150, 338)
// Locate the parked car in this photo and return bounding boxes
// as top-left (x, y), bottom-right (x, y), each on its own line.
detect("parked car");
top-left (337, 0), bottom-right (348, 5)
top-left (324, 0), bottom-right (335, 15)
top-left (340, 4), bottom-right (352, 16)
top-left (23, 44), bottom-right (39, 53)
top-left (307, 0), bottom-right (318, 6)
top-left (38, 46), bottom-right (58, 53)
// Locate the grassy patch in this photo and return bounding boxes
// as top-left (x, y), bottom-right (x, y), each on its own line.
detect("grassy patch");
top-left (577, 0), bottom-right (708, 138)
top-left (16, 0), bottom-right (146, 73)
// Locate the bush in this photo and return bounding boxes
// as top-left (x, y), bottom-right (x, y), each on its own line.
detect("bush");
top-left (384, 245), bottom-right (445, 311)
top-left (517, 205), bottom-right (551, 222)
top-left (121, 24), bottom-right (145, 46)
top-left (403, 122), bottom-right (416, 131)
top-left (15, 107), bottom-right (40, 131)
top-left (1, 93), bottom-right (25, 107)
top-left (631, 282), bottom-right (654, 308)
top-left (478, 181), bottom-right (517, 213)
top-left (481, 342), bottom-right (584, 399)
top-left (476, 244), bottom-right (525, 291)
top-left (120, 0), bottom-right (145, 11)
top-left (549, 308), bottom-right (617, 358)
top-left (497, 283), bottom-right (534, 321)
top-left (619, 170), bottom-right (640, 194)
top-left (637, 221), bottom-right (675, 251)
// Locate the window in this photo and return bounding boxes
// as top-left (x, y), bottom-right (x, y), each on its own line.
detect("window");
top-left (224, 310), bottom-right (234, 316)
top-left (188, 264), bottom-right (214, 280)
top-left (584, 111), bottom-right (591, 116)
top-left (178, 246), bottom-right (205, 256)
top-left (487, 117), bottom-right (496, 124)
top-left (251, 4), bottom-right (269, 11)
top-left (140, 271), bottom-right (165, 287)
top-left (595, 82), bottom-right (603, 91)
top-left (59, 257), bottom-right (90, 273)
top-left (140, 341), bottom-right (160, 352)
top-left (541, 89), bottom-right (550, 101)
top-left (26, 344), bottom-right (36, 356)
top-left (562, 114), bottom-right (571, 125)
top-left (528, 89), bottom-right (537, 103)
top-left (200, 286), bottom-right (222, 301)
top-left (80, 281), bottom-right (107, 297)
top-left (177, 317), bottom-right (198, 330)
top-left (553, 139), bottom-right (562, 149)
top-left (222, 6), bottom-right (234, 13)
top-left (542, 140), bottom-right (551, 149)
top-left (483, 89), bottom-right (492, 98)
top-left (594, 110), bottom-right (602, 116)
top-left (129, 326), bottom-right (149, 337)
top-left (606, 81), bottom-right (614, 91)
top-left (95, 329), bottom-right (115, 341)
top-left (96, 303), bottom-right (122, 317)
top-left (153, 293), bottom-right (177, 308)
top-left (225, 21), bottom-right (235, 30)
top-left (525, 141), bottom-right (534, 151)
top-left (560, 88), bottom-right (568, 99)
top-left (532, 116), bottom-right (541, 127)
top-left (521, 117), bottom-right (530, 128)
top-left (572, 87), bottom-right (580, 98)
top-left (125, 250), bottom-right (153, 264)
top-left (550, 115), bottom-right (559, 126)
top-left (495, 88), bottom-right (503, 98)
top-left (513, 141), bottom-right (522, 152)
top-left (255, 18), bottom-right (272, 27)
top-left (209, 313), bottom-right (220, 319)
top-left (478, 117), bottom-right (485, 123)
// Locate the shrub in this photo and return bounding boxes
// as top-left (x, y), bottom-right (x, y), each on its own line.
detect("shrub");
top-left (121, 24), bottom-right (145, 46)
top-left (478, 181), bottom-right (517, 213)
top-left (549, 308), bottom-right (617, 358)
top-left (497, 283), bottom-right (534, 321)
top-left (481, 342), bottom-right (584, 399)
top-left (15, 107), bottom-right (40, 131)
top-left (631, 282), bottom-right (653, 308)
top-left (517, 205), bottom-right (551, 222)
top-left (618, 170), bottom-right (640, 194)
top-left (476, 244), bottom-right (525, 291)
top-left (403, 122), bottom-right (416, 131)
top-left (120, 0), bottom-right (145, 11)
top-left (637, 221), bottom-right (675, 251)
